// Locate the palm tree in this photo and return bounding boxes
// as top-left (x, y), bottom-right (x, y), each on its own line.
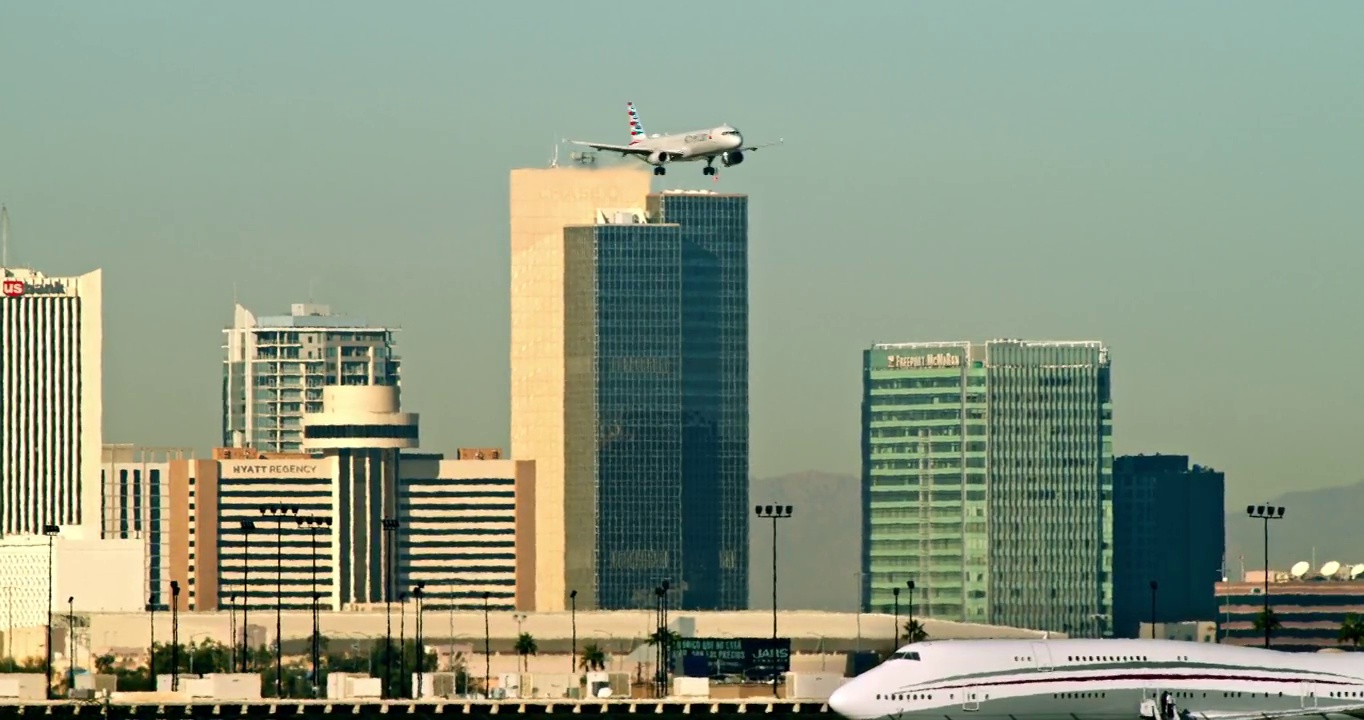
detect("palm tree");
top-left (514, 632), bottom-right (538, 672)
top-left (1338, 613), bottom-right (1364, 650)
top-left (1252, 608), bottom-right (1282, 641)
top-left (903, 619), bottom-right (928, 644)
top-left (646, 628), bottom-right (682, 647)
top-left (579, 642), bottom-right (608, 672)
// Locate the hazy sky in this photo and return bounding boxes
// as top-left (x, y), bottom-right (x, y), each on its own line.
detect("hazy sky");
top-left (3, 1), bottom-right (1362, 507)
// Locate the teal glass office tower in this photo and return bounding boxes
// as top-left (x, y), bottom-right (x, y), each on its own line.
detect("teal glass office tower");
top-left (861, 340), bottom-right (1113, 635)
top-left (561, 192), bottom-right (749, 611)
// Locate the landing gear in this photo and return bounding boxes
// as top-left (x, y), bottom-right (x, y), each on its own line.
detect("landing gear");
top-left (703, 161), bottom-right (716, 176)
top-left (653, 166), bottom-right (666, 176)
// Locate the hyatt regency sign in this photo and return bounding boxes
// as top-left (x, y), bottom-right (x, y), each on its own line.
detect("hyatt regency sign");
top-left (885, 353), bottom-right (962, 370)
top-left (219, 460), bottom-right (329, 480)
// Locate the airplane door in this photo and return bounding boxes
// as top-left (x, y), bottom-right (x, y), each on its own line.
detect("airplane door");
top-left (1301, 684), bottom-right (1317, 709)
top-left (962, 691), bottom-right (981, 711)
top-left (1030, 642), bottom-right (1054, 671)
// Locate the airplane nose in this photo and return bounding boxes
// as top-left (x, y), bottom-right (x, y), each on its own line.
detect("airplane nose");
top-left (828, 681), bottom-right (859, 719)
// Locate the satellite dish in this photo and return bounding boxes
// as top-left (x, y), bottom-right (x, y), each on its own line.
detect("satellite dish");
top-left (1321, 561), bottom-right (1342, 578)
top-left (1350, 564), bottom-right (1364, 580)
top-left (1290, 561), bottom-right (1310, 578)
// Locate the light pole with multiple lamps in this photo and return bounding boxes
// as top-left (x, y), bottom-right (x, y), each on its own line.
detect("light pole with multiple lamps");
top-left (297, 514), bottom-right (331, 696)
top-left (42, 524), bottom-right (59, 698)
top-left (260, 504), bottom-right (298, 697)
top-left (1246, 504), bottom-right (1286, 648)
top-left (382, 517), bottom-right (399, 698)
top-left (755, 504), bottom-right (793, 698)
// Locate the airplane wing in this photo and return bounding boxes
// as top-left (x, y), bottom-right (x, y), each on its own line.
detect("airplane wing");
top-left (1186, 702), bottom-right (1364, 720)
top-left (567, 140), bottom-right (653, 156)
top-left (741, 138), bottom-right (785, 152)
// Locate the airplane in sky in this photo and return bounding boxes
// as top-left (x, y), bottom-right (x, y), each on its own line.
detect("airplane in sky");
top-left (828, 637), bottom-right (1364, 720)
top-left (567, 102), bottom-right (783, 177)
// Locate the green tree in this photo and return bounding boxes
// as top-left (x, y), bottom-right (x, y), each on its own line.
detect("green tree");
top-left (903, 619), bottom-right (929, 644)
top-left (1252, 608), bottom-right (1282, 642)
top-left (1339, 613), bottom-right (1364, 649)
top-left (514, 632), bottom-right (538, 672)
top-left (578, 642), bottom-right (608, 672)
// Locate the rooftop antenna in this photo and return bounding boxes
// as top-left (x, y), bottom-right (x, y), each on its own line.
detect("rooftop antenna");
top-left (550, 138), bottom-right (560, 168)
top-left (308, 277), bottom-right (316, 303)
top-left (1, 204), bottom-right (9, 268)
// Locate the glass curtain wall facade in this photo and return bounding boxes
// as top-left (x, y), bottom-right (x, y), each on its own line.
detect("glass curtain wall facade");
top-left (861, 339), bottom-right (1113, 635)
top-left (562, 192), bottom-right (749, 611)
top-left (648, 192), bottom-right (749, 611)
top-left (862, 343), bottom-right (988, 622)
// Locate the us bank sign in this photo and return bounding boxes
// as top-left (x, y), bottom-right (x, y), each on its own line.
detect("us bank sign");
top-left (885, 353), bottom-right (962, 370)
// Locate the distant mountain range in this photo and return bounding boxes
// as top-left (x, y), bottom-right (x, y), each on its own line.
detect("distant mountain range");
top-left (747, 471), bottom-right (861, 612)
top-left (745, 472), bottom-right (1364, 612)
top-left (1224, 479), bottom-right (1364, 577)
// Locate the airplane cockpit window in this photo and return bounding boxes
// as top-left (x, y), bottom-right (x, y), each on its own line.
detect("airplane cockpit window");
top-left (890, 651), bottom-right (922, 660)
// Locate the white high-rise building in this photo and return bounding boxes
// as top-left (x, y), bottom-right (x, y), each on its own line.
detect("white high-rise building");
top-left (222, 302), bottom-right (400, 453)
top-left (0, 267), bottom-right (103, 536)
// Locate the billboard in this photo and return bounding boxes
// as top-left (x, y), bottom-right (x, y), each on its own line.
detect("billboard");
top-left (672, 637), bottom-right (790, 678)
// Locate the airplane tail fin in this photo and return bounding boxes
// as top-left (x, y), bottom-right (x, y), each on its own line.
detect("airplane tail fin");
top-left (627, 102), bottom-right (646, 144)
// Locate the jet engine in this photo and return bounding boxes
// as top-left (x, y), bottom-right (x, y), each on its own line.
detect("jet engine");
top-left (721, 151), bottom-right (744, 167)
top-left (648, 151), bottom-right (671, 166)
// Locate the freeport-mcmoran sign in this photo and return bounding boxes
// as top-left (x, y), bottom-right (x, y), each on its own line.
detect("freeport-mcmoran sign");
top-left (219, 460), bottom-right (331, 480)
top-left (885, 353), bottom-right (963, 370)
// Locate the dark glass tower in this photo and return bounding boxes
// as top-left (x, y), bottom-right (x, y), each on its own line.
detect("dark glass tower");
top-left (562, 192), bottom-right (749, 611)
top-left (650, 192), bottom-right (749, 611)
top-left (1112, 454), bottom-right (1225, 638)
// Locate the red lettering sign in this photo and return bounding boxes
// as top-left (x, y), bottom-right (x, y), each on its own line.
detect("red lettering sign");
top-left (1, 279), bottom-right (23, 297)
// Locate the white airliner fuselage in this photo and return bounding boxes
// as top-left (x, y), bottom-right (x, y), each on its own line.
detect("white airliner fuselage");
top-left (829, 638), bottom-right (1364, 720)
top-left (568, 102), bottom-right (782, 177)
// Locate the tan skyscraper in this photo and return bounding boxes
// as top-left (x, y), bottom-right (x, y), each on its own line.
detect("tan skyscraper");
top-left (509, 164), bottom-right (652, 611)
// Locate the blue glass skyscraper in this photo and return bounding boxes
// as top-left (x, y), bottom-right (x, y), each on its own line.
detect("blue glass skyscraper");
top-left (561, 192), bottom-right (749, 610)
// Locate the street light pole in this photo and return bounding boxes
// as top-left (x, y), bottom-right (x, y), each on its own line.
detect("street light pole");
top-left (892, 587), bottom-right (901, 646)
top-left (1246, 504), bottom-right (1286, 649)
top-left (146, 597), bottom-right (155, 685)
top-left (482, 592), bottom-right (490, 698)
top-left (298, 515), bottom-right (331, 697)
top-left (67, 596), bottom-right (75, 695)
top-left (382, 517), bottom-right (398, 698)
top-left (906, 580), bottom-right (917, 642)
top-left (240, 519), bottom-right (255, 673)
top-left (413, 584), bottom-right (425, 699)
top-left (260, 504), bottom-right (298, 698)
top-left (754, 504), bottom-right (792, 698)
top-left (399, 591), bottom-right (408, 698)
top-left (170, 581), bottom-right (181, 691)
top-left (569, 590), bottom-right (578, 674)
top-left (1148, 580), bottom-right (1158, 639)
top-left (42, 524), bottom-right (59, 699)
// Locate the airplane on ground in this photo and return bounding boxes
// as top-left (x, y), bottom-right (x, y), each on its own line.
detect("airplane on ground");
top-left (567, 102), bottom-right (782, 177)
top-left (828, 637), bottom-right (1364, 720)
